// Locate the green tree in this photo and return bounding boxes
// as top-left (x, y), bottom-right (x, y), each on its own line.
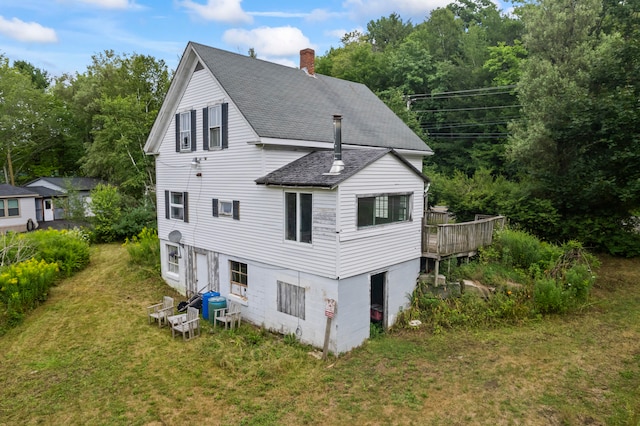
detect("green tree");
top-left (89, 183), bottom-right (122, 243)
top-left (56, 51), bottom-right (170, 198)
top-left (0, 56), bottom-right (55, 185)
top-left (366, 13), bottom-right (414, 51)
top-left (509, 0), bottom-right (640, 255)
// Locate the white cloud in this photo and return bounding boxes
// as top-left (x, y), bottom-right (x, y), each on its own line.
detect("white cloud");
top-left (0, 16), bottom-right (58, 43)
top-left (306, 8), bottom-right (344, 22)
top-left (342, 0), bottom-right (448, 21)
top-left (248, 11), bottom-right (308, 18)
top-left (180, 0), bottom-right (252, 24)
top-left (223, 26), bottom-right (314, 57)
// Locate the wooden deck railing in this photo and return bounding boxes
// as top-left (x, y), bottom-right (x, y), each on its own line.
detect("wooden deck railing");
top-left (422, 215), bottom-right (505, 258)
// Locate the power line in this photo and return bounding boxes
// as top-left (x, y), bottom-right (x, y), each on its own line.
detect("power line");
top-left (415, 104), bottom-right (522, 113)
top-left (407, 85), bottom-right (517, 102)
top-left (428, 132), bottom-right (511, 138)
top-left (422, 119), bottom-right (516, 130)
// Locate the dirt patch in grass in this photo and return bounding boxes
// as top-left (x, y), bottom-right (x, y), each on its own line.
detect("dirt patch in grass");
top-left (0, 246), bottom-right (639, 425)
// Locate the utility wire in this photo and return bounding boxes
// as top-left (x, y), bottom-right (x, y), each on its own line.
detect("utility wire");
top-left (415, 104), bottom-right (522, 113)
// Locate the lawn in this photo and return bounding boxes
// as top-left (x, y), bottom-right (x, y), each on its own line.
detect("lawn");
top-left (0, 244), bottom-right (638, 425)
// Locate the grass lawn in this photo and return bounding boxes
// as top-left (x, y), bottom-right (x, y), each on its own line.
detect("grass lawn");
top-left (0, 244), bottom-right (639, 425)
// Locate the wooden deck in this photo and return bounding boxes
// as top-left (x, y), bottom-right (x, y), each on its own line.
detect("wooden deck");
top-left (422, 215), bottom-right (506, 259)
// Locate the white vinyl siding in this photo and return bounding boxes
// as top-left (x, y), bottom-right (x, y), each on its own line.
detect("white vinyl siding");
top-left (337, 154), bottom-right (424, 278)
top-left (155, 70), bottom-right (338, 280)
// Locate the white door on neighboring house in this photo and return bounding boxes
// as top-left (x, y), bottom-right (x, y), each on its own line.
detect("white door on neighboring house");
top-left (44, 199), bottom-right (54, 222)
top-left (196, 252), bottom-right (209, 293)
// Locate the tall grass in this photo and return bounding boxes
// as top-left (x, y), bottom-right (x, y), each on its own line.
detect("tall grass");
top-left (0, 229), bottom-right (91, 331)
top-left (406, 228), bottom-right (600, 331)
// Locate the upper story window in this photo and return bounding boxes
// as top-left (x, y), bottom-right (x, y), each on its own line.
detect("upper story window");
top-left (164, 191), bottom-right (189, 223)
top-left (357, 193), bottom-right (411, 228)
top-left (0, 199), bottom-right (19, 217)
top-left (285, 192), bottom-right (312, 243)
top-left (208, 105), bottom-right (221, 148)
top-left (203, 103), bottom-right (228, 150)
top-left (175, 110), bottom-right (196, 152)
top-left (212, 198), bottom-right (240, 220)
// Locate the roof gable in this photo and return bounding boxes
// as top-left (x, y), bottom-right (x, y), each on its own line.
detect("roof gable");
top-left (145, 42), bottom-right (433, 155)
top-left (255, 149), bottom-right (429, 189)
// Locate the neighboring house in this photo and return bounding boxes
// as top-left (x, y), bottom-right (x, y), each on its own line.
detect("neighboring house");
top-left (25, 177), bottom-right (103, 221)
top-left (0, 184), bottom-right (39, 233)
top-left (144, 42), bottom-right (433, 353)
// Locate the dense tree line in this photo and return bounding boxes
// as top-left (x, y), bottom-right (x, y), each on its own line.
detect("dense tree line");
top-left (0, 0), bottom-right (638, 253)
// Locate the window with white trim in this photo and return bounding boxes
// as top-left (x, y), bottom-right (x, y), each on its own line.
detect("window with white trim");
top-left (208, 104), bottom-right (222, 149)
top-left (212, 198), bottom-right (240, 220)
top-left (167, 244), bottom-right (179, 274)
top-left (277, 281), bottom-right (305, 319)
top-left (170, 192), bottom-right (185, 220)
top-left (0, 199), bottom-right (19, 218)
top-left (179, 111), bottom-right (191, 151)
top-left (230, 261), bottom-right (248, 298)
top-left (358, 193), bottom-right (411, 228)
top-left (285, 192), bottom-right (312, 243)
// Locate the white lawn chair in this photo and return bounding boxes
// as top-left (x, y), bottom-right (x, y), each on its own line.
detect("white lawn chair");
top-left (147, 296), bottom-right (174, 328)
top-left (170, 307), bottom-right (201, 340)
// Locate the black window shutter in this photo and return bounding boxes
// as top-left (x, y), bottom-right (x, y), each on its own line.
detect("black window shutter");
top-left (183, 192), bottom-right (189, 223)
top-left (222, 103), bottom-right (228, 149)
top-left (212, 198), bottom-right (219, 217)
top-left (202, 107), bottom-right (209, 150)
top-left (175, 114), bottom-right (180, 152)
top-left (164, 190), bottom-right (170, 219)
top-left (233, 200), bottom-right (240, 220)
top-left (190, 110), bottom-right (197, 152)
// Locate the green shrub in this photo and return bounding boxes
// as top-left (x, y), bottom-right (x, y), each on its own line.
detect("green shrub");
top-left (113, 203), bottom-right (157, 240)
top-left (533, 278), bottom-right (568, 314)
top-left (21, 228), bottom-right (91, 277)
top-left (0, 258), bottom-right (59, 326)
top-left (405, 230), bottom-right (599, 330)
top-left (124, 227), bottom-right (160, 276)
top-left (89, 183), bottom-right (122, 243)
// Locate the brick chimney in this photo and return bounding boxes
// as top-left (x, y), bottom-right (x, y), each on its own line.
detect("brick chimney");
top-left (300, 48), bottom-right (315, 76)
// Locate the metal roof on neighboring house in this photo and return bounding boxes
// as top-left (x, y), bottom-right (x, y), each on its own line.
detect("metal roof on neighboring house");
top-left (188, 42), bottom-right (432, 153)
top-left (25, 177), bottom-right (104, 192)
top-left (0, 184), bottom-right (39, 197)
top-left (255, 149), bottom-right (429, 189)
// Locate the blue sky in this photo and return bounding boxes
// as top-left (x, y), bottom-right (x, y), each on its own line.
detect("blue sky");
top-left (1, 0), bottom-right (507, 76)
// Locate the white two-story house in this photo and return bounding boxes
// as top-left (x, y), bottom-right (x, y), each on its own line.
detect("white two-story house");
top-left (144, 42), bottom-right (433, 353)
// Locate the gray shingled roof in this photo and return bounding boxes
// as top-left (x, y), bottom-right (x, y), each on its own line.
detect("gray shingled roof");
top-left (0, 184), bottom-right (38, 197)
top-left (25, 186), bottom-right (65, 198)
top-left (191, 42), bottom-right (432, 153)
top-left (255, 149), bottom-right (429, 188)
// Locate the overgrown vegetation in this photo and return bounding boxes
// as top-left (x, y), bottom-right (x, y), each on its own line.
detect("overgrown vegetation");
top-left (403, 228), bottom-right (599, 332)
top-left (1, 244), bottom-right (638, 425)
top-left (0, 229), bottom-right (91, 331)
top-left (124, 227), bottom-right (161, 277)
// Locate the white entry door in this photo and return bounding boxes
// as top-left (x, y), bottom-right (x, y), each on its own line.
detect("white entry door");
top-left (196, 253), bottom-right (209, 293)
top-left (44, 199), bottom-right (54, 222)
